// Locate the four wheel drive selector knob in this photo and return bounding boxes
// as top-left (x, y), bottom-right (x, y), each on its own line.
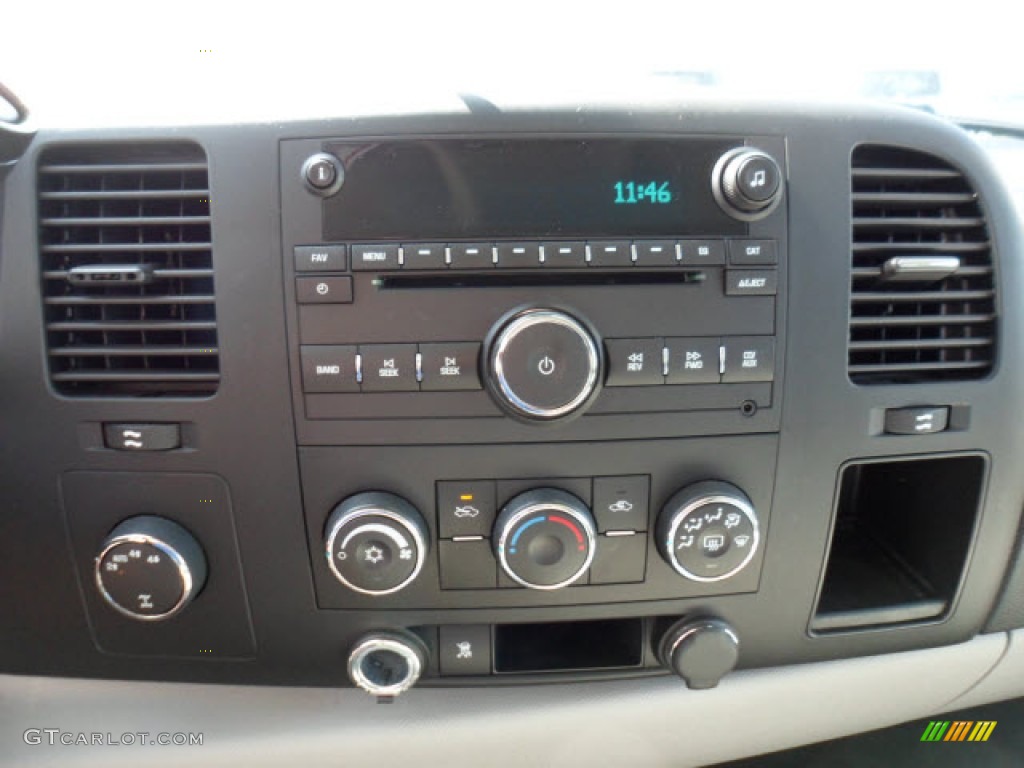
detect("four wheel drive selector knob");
top-left (94, 516), bottom-right (207, 621)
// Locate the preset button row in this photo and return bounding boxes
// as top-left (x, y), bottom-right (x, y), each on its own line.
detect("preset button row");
top-left (339, 239), bottom-right (777, 271)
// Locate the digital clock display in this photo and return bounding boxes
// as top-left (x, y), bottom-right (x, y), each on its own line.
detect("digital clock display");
top-left (324, 138), bottom-right (744, 240)
top-left (614, 181), bottom-right (673, 205)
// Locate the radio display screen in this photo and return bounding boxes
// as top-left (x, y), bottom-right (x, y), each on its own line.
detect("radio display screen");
top-left (322, 138), bottom-right (746, 240)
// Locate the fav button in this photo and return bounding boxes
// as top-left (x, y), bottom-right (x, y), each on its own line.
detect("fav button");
top-left (294, 244), bottom-right (347, 272)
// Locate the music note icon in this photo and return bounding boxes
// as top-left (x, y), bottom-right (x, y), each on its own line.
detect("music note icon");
top-left (750, 169), bottom-right (766, 188)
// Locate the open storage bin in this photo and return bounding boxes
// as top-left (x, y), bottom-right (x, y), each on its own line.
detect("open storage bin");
top-left (811, 454), bottom-right (986, 633)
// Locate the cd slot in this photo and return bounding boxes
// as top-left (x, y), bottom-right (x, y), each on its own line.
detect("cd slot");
top-left (373, 270), bottom-right (707, 290)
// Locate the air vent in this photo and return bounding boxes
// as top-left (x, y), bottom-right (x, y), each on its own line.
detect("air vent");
top-left (849, 144), bottom-right (995, 384)
top-left (38, 143), bottom-right (219, 396)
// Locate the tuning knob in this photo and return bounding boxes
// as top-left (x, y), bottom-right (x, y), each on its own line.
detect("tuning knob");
top-left (657, 481), bottom-right (760, 582)
top-left (95, 516), bottom-right (207, 621)
top-left (712, 148), bottom-right (783, 220)
top-left (486, 308), bottom-right (602, 422)
top-left (493, 488), bottom-right (597, 589)
top-left (325, 492), bottom-right (429, 596)
top-left (659, 617), bottom-right (740, 689)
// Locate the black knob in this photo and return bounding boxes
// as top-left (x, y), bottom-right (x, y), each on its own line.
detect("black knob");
top-left (325, 492), bottom-right (428, 596)
top-left (493, 488), bottom-right (597, 590)
top-left (659, 617), bottom-right (740, 689)
top-left (302, 152), bottom-right (344, 196)
top-left (487, 308), bottom-right (601, 421)
top-left (657, 481), bottom-right (760, 582)
top-left (347, 631), bottom-right (427, 698)
top-left (712, 148), bottom-right (783, 220)
top-left (95, 516), bottom-right (207, 621)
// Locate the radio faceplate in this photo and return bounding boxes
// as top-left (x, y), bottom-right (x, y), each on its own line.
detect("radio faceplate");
top-left (280, 134), bottom-right (788, 445)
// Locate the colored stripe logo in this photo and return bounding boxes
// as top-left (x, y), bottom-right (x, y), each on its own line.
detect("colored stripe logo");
top-left (920, 720), bottom-right (996, 742)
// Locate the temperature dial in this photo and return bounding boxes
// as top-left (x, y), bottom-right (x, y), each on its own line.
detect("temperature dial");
top-left (325, 492), bottom-right (429, 596)
top-left (493, 488), bottom-right (597, 590)
top-left (95, 516), bottom-right (207, 621)
top-left (657, 481), bottom-right (760, 582)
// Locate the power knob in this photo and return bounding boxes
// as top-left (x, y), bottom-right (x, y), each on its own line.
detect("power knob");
top-left (712, 148), bottom-right (783, 220)
top-left (486, 308), bottom-right (602, 422)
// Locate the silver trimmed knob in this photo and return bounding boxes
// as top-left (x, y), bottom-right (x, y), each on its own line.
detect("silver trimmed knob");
top-left (657, 481), bottom-right (760, 582)
top-left (493, 488), bottom-right (597, 590)
top-left (95, 516), bottom-right (207, 621)
top-left (325, 492), bottom-right (429, 596)
top-left (712, 148), bottom-right (783, 220)
top-left (347, 631), bottom-right (426, 698)
top-left (487, 308), bottom-right (601, 422)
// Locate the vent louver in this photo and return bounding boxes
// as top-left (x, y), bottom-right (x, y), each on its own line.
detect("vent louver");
top-left (38, 143), bottom-right (219, 396)
top-left (848, 144), bottom-right (996, 384)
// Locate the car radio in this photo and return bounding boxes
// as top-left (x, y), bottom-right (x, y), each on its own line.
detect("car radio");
top-left (280, 135), bottom-right (787, 441)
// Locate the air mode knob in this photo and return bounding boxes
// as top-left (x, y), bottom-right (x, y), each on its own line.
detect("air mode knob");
top-left (493, 488), bottom-right (597, 589)
top-left (486, 308), bottom-right (602, 422)
top-left (712, 148), bottom-right (783, 220)
top-left (657, 481), bottom-right (760, 582)
top-left (325, 492), bottom-right (429, 596)
top-left (95, 516), bottom-right (207, 621)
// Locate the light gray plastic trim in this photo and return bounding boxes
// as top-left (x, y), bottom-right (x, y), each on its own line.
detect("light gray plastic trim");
top-left (0, 633), bottom-right (1007, 768)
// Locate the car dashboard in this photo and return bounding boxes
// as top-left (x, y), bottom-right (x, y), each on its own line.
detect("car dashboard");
top-left (2, 96), bottom-right (1024, 766)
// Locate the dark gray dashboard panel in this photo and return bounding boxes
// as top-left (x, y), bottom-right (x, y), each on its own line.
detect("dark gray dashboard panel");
top-left (0, 102), bottom-right (1022, 689)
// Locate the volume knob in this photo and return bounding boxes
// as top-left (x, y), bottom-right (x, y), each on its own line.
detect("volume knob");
top-left (486, 308), bottom-right (601, 422)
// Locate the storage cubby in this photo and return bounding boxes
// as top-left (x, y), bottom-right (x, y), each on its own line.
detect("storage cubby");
top-left (811, 455), bottom-right (985, 633)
